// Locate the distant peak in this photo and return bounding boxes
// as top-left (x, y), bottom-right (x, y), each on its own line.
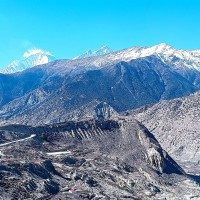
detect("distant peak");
top-left (73, 46), bottom-right (114, 60)
top-left (99, 45), bottom-right (112, 50)
top-left (154, 43), bottom-right (173, 49)
top-left (1, 48), bottom-right (55, 74)
top-left (94, 46), bottom-right (114, 54)
top-left (23, 49), bottom-right (53, 58)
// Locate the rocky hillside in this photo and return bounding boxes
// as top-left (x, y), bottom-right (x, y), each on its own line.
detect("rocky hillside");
top-left (0, 119), bottom-right (199, 199)
top-left (132, 91), bottom-right (200, 174)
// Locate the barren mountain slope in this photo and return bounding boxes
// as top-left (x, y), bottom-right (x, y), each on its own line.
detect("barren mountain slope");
top-left (132, 91), bottom-right (200, 174)
top-left (0, 119), bottom-right (199, 199)
top-left (0, 56), bottom-right (197, 126)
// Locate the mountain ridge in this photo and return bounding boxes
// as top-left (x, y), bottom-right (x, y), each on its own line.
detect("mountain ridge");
top-left (0, 55), bottom-right (198, 126)
top-left (3, 43), bottom-right (200, 75)
top-left (0, 43), bottom-right (200, 127)
top-left (72, 46), bottom-right (114, 60)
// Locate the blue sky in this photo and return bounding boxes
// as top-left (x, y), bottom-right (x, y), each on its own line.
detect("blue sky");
top-left (0, 0), bottom-right (200, 67)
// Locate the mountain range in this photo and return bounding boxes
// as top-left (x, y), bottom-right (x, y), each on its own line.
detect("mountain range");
top-left (0, 43), bottom-right (200, 199)
top-left (0, 43), bottom-right (200, 125)
top-left (0, 46), bottom-right (114, 74)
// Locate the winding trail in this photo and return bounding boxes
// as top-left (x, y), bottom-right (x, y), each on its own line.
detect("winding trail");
top-left (0, 134), bottom-right (36, 147)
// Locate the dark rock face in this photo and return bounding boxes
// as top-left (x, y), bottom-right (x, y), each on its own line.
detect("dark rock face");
top-left (0, 119), bottom-right (199, 199)
top-left (25, 163), bottom-right (52, 179)
top-left (0, 55), bottom-right (198, 126)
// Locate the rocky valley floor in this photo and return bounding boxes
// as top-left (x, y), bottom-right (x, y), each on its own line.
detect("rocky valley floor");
top-left (0, 119), bottom-right (199, 200)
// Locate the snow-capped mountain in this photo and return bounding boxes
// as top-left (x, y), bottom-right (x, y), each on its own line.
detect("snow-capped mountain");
top-left (76, 43), bottom-right (200, 70)
top-left (73, 46), bottom-right (114, 59)
top-left (127, 43), bottom-right (200, 70)
top-left (0, 43), bottom-right (200, 199)
top-left (1, 49), bottom-right (56, 74)
top-left (2, 43), bottom-right (200, 74)
top-left (70, 43), bottom-right (200, 75)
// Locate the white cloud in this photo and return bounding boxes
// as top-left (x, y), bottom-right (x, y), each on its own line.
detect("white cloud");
top-left (23, 49), bottom-right (52, 58)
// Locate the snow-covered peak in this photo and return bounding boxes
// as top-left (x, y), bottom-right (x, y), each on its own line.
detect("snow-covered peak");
top-left (73, 46), bottom-right (114, 60)
top-left (73, 50), bottom-right (93, 60)
top-left (1, 49), bottom-right (56, 74)
top-left (71, 43), bottom-right (200, 72)
top-left (154, 43), bottom-right (172, 50)
top-left (93, 46), bottom-right (114, 56)
top-left (151, 43), bottom-right (174, 53)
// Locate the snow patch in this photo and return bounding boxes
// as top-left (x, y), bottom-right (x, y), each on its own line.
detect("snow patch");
top-left (46, 151), bottom-right (71, 155)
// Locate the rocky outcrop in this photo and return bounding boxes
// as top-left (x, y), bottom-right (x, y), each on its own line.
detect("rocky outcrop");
top-left (136, 122), bottom-right (184, 174)
top-left (95, 102), bottom-right (117, 119)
